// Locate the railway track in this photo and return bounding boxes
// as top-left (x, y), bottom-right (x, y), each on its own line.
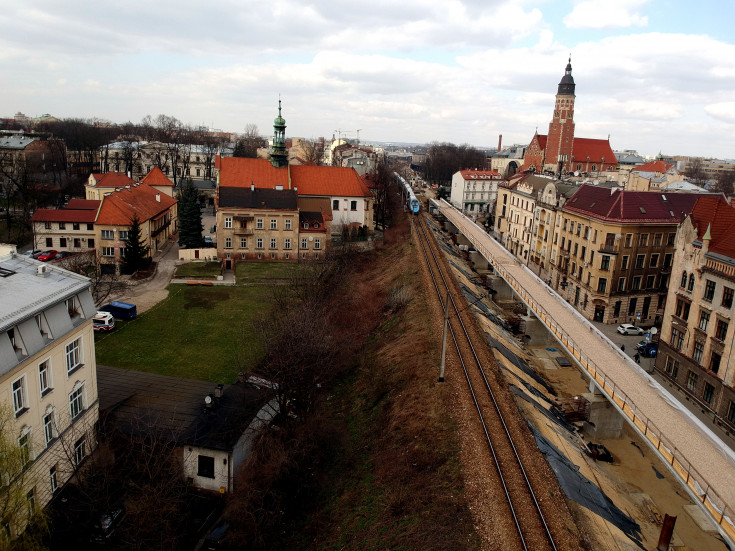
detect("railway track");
top-left (413, 213), bottom-right (559, 551)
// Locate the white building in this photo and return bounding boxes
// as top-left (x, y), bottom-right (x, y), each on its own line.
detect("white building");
top-left (450, 169), bottom-right (502, 216)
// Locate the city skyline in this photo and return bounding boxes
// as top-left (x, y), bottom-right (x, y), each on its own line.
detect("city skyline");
top-left (1, 1), bottom-right (734, 159)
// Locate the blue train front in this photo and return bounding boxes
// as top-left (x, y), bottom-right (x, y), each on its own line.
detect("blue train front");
top-left (394, 172), bottom-right (421, 214)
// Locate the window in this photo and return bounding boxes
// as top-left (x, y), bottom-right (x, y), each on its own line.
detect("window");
top-left (693, 341), bottom-right (704, 363)
top-left (270, 219), bottom-right (277, 230)
top-left (315, 238), bottom-right (321, 250)
top-left (573, 243), bottom-right (578, 256)
top-left (704, 280), bottom-right (716, 302)
top-left (66, 338), bottom-right (82, 374)
top-left (285, 219), bottom-right (292, 231)
top-left (71, 222), bottom-right (79, 231)
top-left (19, 431), bottom-right (31, 467)
top-left (58, 222), bottom-right (66, 230)
top-left (285, 238), bottom-right (291, 250)
top-left (59, 238), bottom-right (67, 248)
top-left (119, 230), bottom-right (129, 240)
top-left (43, 410), bottom-right (56, 445)
top-left (225, 237), bottom-right (232, 249)
top-left (723, 287), bottom-right (734, 308)
top-left (50, 466), bottom-right (58, 494)
top-left (686, 371), bottom-right (698, 392)
top-left (625, 234), bottom-right (632, 247)
top-left (716, 319), bottom-right (729, 341)
top-left (597, 278), bottom-right (607, 293)
top-left (27, 489), bottom-right (35, 516)
top-left (46, 237), bottom-right (53, 247)
top-left (39, 360), bottom-right (52, 396)
top-left (631, 276), bottom-right (641, 290)
top-left (101, 229), bottom-right (114, 240)
top-left (618, 278), bottom-right (626, 292)
top-left (88, 238), bottom-right (94, 247)
top-left (665, 356), bottom-right (679, 377)
top-left (711, 352), bottom-right (722, 374)
top-left (332, 199), bottom-right (339, 210)
top-left (628, 297), bottom-right (637, 315)
top-left (729, 402), bottom-right (735, 424)
top-left (12, 376), bottom-right (27, 415)
top-left (698, 310), bottom-right (710, 331)
top-left (301, 238), bottom-right (308, 250)
top-left (270, 238), bottom-right (277, 250)
top-left (224, 217), bottom-right (232, 229)
top-left (350, 201), bottom-right (357, 211)
top-left (197, 455), bottom-right (215, 479)
top-left (256, 218), bottom-right (263, 229)
top-left (601, 255), bottom-right (610, 271)
top-left (635, 255), bottom-right (645, 269)
top-left (639, 233), bottom-right (648, 246)
top-left (119, 247), bottom-right (126, 259)
top-left (69, 384), bottom-right (85, 420)
top-left (670, 327), bottom-right (684, 351)
top-left (44, 221), bottom-right (51, 230)
top-left (688, 274), bottom-right (695, 292)
top-left (646, 275), bottom-right (655, 289)
top-left (675, 299), bottom-right (690, 320)
top-left (74, 437), bottom-right (86, 465)
top-left (87, 223), bottom-right (93, 231)
top-left (653, 233), bottom-right (663, 246)
top-left (649, 254), bottom-right (659, 268)
top-left (621, 256), bottom-right (629, 270)
top-left (102, 247), bottom-right (114, 257)
top-left (256, 238), bottom-right (263, 249)
top-left (240, 237), bottom-right (247, 249)
top-left (703, 383), bottom-right (715, 405)
top-left (668, 233), bottom-right (676, 246)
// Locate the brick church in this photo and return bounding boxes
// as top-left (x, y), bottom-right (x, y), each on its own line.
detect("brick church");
top-left (521, 58), bottom-right (617, 175)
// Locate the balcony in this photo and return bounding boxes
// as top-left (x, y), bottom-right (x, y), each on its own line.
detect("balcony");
top-left (233, 227), bottom-right (254, 235)
top-left (598, 242), bottom-right (619, 254)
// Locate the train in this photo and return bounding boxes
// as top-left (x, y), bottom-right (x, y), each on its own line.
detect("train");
top-left (394, 172), bottom-right (420, 214)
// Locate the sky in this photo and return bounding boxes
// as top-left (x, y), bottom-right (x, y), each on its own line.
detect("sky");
top-left (2, 0), bottom-right (735, 159)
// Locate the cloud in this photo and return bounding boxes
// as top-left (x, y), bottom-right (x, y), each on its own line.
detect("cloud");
top-left (563, 0), bottom-right (649, 30)
top-left (705, 102), bottom-right (735, 124)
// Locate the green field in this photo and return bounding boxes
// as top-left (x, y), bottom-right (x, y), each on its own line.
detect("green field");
top-left (174, 261), bottom-right (221, 278)
top-left (95, 284), bottom-right (272, 382)
top-left (236, 261), bottom-right (300, 281)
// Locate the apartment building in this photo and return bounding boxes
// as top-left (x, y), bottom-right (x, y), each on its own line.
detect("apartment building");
top-left (656, 195), bottom-right (735, 430)
top-left (449, 169), bottom-right (502, 216)
top-left (30, 199), bottom-right (100, 253)
top-left (0, 255), bottom-right (99, 537)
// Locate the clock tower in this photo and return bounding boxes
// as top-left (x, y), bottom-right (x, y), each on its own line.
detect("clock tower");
top-left (544, 58), bottom-right (576, 174)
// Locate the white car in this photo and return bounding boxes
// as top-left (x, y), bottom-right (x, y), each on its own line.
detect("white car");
top-left (617, 323), bottom-right (643, 336)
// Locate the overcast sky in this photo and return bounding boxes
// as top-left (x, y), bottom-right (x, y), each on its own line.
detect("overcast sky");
top-left (2, 0), bottom-right (734, 158)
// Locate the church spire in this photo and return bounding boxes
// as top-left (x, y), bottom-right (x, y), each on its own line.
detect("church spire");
top-left (270, 98), bottom-right (289, 168)
top-left (557, 56), bottom-right (576, 96)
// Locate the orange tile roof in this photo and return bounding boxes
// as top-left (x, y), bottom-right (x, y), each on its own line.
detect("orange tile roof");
top-left (633, 160), bottom-right (673, 173)
top-left (689, 195), bottom-right (735, 258)
top-left (91, 172), bottom-right (135, 188)
top-left (96, 184), bottom-right (177, 226)
top-left (219, 158), bottom-right (371, 198)
top-left (141, 166), bottom-right (174, 187)
top-left (571, 138), bottom-right (617, 164)
top-left (458, 169), bottom-right (501, 180)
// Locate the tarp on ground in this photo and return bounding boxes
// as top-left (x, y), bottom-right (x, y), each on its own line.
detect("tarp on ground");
top-left (485, 333), bottom-right (556, 395)
top-left (529, 425), bottom-right (644, 548)
top-left (510, 384), bottom-right (577, 434)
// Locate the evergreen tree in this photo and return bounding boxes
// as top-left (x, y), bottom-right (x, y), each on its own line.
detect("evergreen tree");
top-left (123, 214), bottom-right (149, 273)
top-left (177, 178), bottom-right (204, 248)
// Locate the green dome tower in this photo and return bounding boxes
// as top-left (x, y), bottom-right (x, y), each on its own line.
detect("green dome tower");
top-left (270, 99), bottom-right (288, 168)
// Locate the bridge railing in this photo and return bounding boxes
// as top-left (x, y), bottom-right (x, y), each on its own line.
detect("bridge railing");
top-left (441, 203), bottom-right (735, 541)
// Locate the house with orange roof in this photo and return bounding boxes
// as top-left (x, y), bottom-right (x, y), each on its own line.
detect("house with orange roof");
top-left (95, 184), bottom-right (177, 270)
top-left (84, 172), bottom-right (135, 200)
top-left (30, 201), bottom-right (100, 253)
top-left (217, 157), bottom-right (374, 235)
top-left (656, 194), bottom-right (735, 431)
top-left (450, 168), bottom-right (503, 216)
top-left (140, 166), bottom-right (176, 197)
top-left (626, 159), bottom-right (682, 191)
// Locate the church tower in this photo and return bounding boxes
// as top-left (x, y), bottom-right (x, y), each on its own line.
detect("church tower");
top-left (270, 99), bottom-right (289, 168)
top-left (544, 58), bottom-right (576, 174)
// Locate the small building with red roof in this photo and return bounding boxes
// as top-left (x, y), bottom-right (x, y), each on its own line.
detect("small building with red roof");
top-left (95, 183), bottom-right (178, 269)
top-left (31, 201), bottom-right (101, 253)
top-left (657, 194), bottom-right (735, 430)
top-left (140, 166), bottom-right (176, 197)
top-left (85, 172), bottom-right (135, 201)
top-left (450, 168), bottom-right (503, 216)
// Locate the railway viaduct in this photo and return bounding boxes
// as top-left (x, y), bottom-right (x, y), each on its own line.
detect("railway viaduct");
top-left (435, 199), bottom-right (735, 545)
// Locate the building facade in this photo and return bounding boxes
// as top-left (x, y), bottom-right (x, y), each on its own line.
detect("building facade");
top-left (656, 195), bottom-right (735, 431)
top-left (450, 169), bottom-right (502, 216)
top-left (30, 199), bottom-right (100, 253)
top-left (0, 255), bottom-right (99, 537)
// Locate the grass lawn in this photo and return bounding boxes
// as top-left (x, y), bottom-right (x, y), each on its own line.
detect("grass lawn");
top-left (95, 284), bottom-right (272, 382)
top-left (236, 261), bottom-right (300, 282)
top-left (174, 261), bottom-right (221, 278)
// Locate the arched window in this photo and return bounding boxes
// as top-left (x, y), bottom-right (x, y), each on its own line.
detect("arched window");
top-left (688, 273), bottom-right (695, 291)
top-left (680, 271), bottom-right (687, 288)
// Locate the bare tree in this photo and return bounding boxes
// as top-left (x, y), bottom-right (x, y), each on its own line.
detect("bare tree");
top-left (298, 139), bottom-right (322, 165)
top-left (64, 252), bottom-right (128, 305)
top-left (714, 169), bottom-right (735, 196)
top-left (233, 124), bottom-right (264, 158)
top-left (683, 158), bottom-right (708, 187)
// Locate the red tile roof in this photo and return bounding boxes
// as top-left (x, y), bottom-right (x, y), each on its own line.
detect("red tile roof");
top-left (96, 184), bottom-right (177, 226)
top-left (536, 134), bottom-right (548, 150)
top-left (219, 158), bottom-right (371, 198)
top-left (571, 138), bottom-right (617, 164)
top-left (141, 166), bottom-right (174, 187)
top-left (65, 199), bottom-right (100, 210)
top-left (31, 208), bottom-right (97, 224)
top-left (633, 160), bottom-right (674, 173)
top-left (91, 172), bottom-right (135, 188)
top-left (563, 184), bottom-right (700, 223)
top-left (689, 195), bottom-right (735, 258)
top-left (458, 169), bottom-right (501, 180)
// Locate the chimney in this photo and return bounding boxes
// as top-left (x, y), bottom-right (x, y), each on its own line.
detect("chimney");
top-left (156, 193), bottom-right (161, 202)
top-left (498, 134), bottom-right (502, 152)
top-left (36, 265), bottom-right (48, 277)
top-left (251, 182), bottom-right (255, 191)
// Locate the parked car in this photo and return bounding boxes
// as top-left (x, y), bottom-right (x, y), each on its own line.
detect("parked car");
top-left (617, 323), bottom-right (644, 336)
top-left (22, 249), bottom-right (42, 259)
top-left (637, 341), bottom-right (659, 358)
top-left (37, 250), bottom-right (58, 262)
top-left (203, 521), bottom-right (229, 550)
top-left (90, 502), bottom-right (126, 544)
top-left (93, 312), bottom-right (115, 332)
